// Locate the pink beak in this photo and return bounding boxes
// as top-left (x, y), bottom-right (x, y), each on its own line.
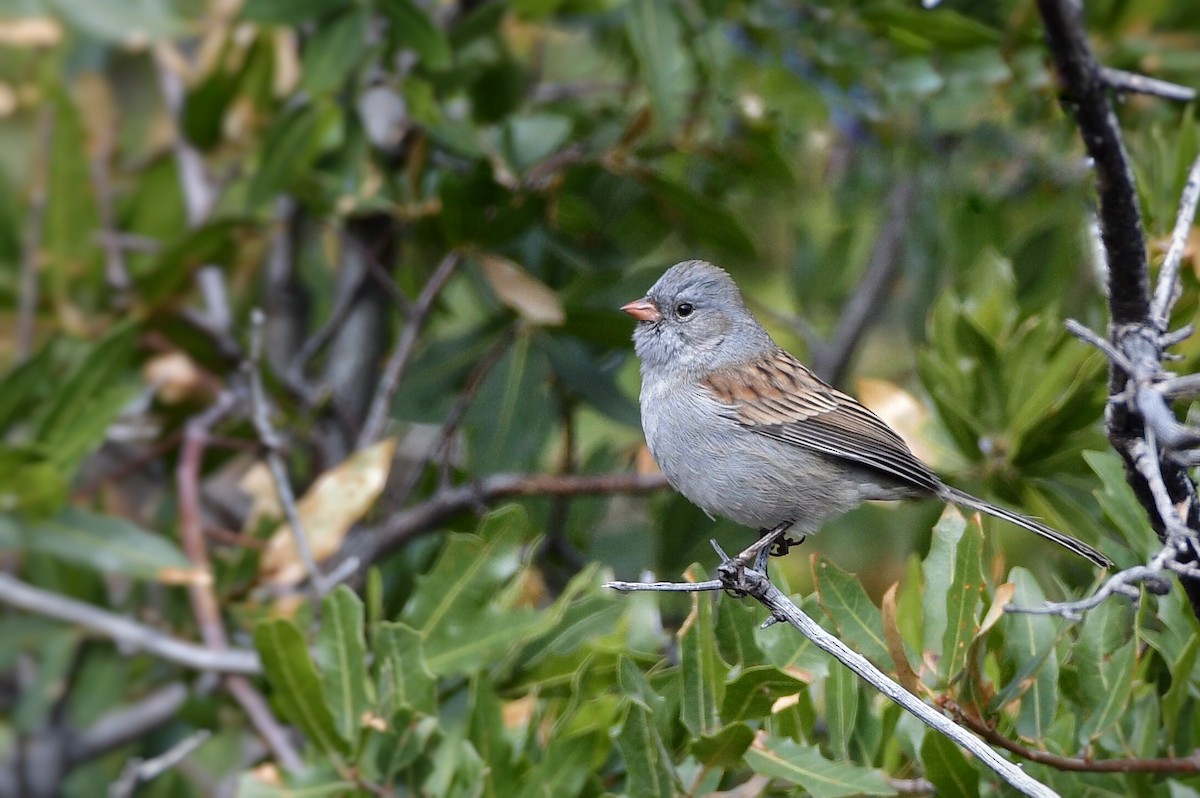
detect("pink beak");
top-left (621, 297), bottom-right (662, 322)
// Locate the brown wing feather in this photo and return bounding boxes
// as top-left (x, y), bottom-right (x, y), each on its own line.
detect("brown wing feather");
top-left (703, 350), bottom-right (942, 493)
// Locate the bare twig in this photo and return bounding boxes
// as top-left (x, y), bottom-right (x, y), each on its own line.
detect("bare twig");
top-left (0, 575), bottom-right (259, 674)
top-left (1151, 154), bottom-right (1200, 329)
top-left (177, 396), bottom-right (304, 771)
top-left (337, 471), bottom-right (669, 574)
top-left (1100, 66), bottom-right (1197, 103)
top-left (944, 698), bottom-right (1200, 773)
top-left (16, 106), bottom-right (52, 362)
top-left (107, 730), bottom-right (212, 798)
top-left (391, 328), bottom-right (517, 507)
top-left (67, 683), bottom-right (192, 765)
top-left (90, 118), bottom-right (132, 299)
top-left (153, 43), bottom-right (237, 352)
top-left (247, 309), bottom-right (331, 596)
top-left (813, 179), bottom-right (915, 384)
top-left (606, 537), bottom-right (1058, 798)
top-left (357, 251), bottom-right (462, 448)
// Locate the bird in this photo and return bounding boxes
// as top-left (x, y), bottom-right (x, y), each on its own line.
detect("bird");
top-left (621, 259), bottom-right (1112, 568)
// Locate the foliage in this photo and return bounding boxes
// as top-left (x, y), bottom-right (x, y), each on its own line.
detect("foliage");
top-left (0, 0), bottom-right (1198, 795)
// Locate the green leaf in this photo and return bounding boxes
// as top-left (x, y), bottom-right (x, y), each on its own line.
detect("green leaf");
top-left (235, 775), bottom-right (357, 797)
top-left (625, 0), bottom-right (689, 133)
top-left (719, 665), bottom-right (805, 723)
top-left (691, 722), bottom-right (754, 768)
top-left (617, 698), bottom-right (675, 798)
top-left (467, 677), bottom-right (519, 798)
top-left (743, 736), bottom-right (896, 798)
top-left (379, 0), bottom-right (452, 70)
top-left (678, 590), bottom-right (727, 737)
top-left (374, 622), bottom-right (437, 715)
top-left (248, 102), bottom-right (341, 207)
top-left (515, 733), bottom-right (602, 798)
top-left (644, 175), bottom-right (757, 260)
top-left (50, 0), bottom-right (183, 41)
top-left (920, 730), bottom-right (979, 798)
top-left (1001, 568), bottom-right (1058, 739)
top-left (316, 586), bottom-right (370, 745)
top-left (922, 508), bottom-right (966, 654)
top-left (941, 516), bottom-right (984, 683)
top-left (33, 321), bottom-right (137, 470)
top-left (0, 450), bottom-right (68, 517)
top-left (22, 507), bottom-right (194, 582)
top-left (136, 219), bottom-right (242, 309)
top-left (813, 556), bottom-right (890, 665)
top-left (1079, 637), bottom-right (1136, 741)
top-left (14, 629), bottom-right (78, 733)
top-left (0, 342), bottom-right (56, 434)
top-left (254, 618), bottom-right (348, 758)
top-left (240, 0), bottom-right (345, 23)
top-left (399, 507), bottom-right (548, 675)
top-left (1162, 635), bottom-right (1199, 744)
top-left (715, 592), bottom-right (767, 666)
top-left (43, 87), bottom-right (99, 284)
top-left (826, 664), bottom-right (860, 761)
top-left (301, 8), bottom-right (369, 96)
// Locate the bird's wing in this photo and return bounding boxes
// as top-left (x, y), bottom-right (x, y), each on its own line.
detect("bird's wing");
top-left (702, 349), bottom-right (943, 493)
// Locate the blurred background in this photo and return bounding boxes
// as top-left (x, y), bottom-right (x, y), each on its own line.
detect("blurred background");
top-left (1, 0), bottom-right (1199, 794)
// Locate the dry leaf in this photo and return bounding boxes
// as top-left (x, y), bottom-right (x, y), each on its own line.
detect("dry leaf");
top-left (480, 255), bottom-right (565, 326)
top-left (259, 438), bottom-right (397, 586)
top-left (144, 352), bottom-right (207, 404)
top-left (881, 582), bottom-right (922, 695)
top-left (0, 18), bottom-right (61, 47)
top-left (855, 377), bottom-right (940, 468)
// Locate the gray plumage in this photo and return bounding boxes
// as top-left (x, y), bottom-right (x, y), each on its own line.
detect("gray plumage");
top-left (624, 259), bottom-right (1112, 568)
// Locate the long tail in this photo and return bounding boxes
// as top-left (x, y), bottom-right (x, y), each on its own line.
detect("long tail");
top-left (943, 487), bottom-right (1113, 568)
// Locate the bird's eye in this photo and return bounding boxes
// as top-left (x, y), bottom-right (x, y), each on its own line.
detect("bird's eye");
top-left (676, 302), bottom-right (694, 318)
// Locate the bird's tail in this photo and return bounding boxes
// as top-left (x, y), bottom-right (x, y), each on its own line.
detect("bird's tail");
top-left (944, 487), bottom-right (1113, 568)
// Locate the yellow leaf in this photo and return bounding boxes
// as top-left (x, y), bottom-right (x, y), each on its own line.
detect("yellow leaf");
top-left (480, 255), bottom-right (565, 326)
top-left (259, 438), bottom-right (397, 586)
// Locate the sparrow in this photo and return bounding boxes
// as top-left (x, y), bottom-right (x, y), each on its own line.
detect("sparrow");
top-left (622, 259), bottom-right (1112, 568)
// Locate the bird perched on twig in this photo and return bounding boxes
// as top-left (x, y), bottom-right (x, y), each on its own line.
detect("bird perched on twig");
top-left (622, 259), bottom-right (1112, 568)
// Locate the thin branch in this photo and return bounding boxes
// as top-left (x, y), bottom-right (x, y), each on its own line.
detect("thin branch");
top-left (177, 395), bottom-right (304, 771)
top-left (89, 116), bottom-right (132, 300)
top-left (0, 575), bottom-right (259, 674)
top-left (107, 729), bottom-right (211, 798)
top-left (813, 178), bottom-right (915, 384)
top-left (67, 683), bottom-right (191, 765)
top-left (153, 42), bottom-right (237, 352)
top-left (339, 471), bottom-right (669, 573)
top-left (1063, 318), bottom-right (1133, 373)
top-left (391, 328), bottom-right (517, 507)
top-left (1100, 66), bottom-right (1197, 103)
top-left (607, 538), bottom-right (1057, 798)
top-left (1151, 153), bottom-right (1200, 329)
top-left (944, 699), bottom-right (1200, 773)
top-left (16, 106), bottom-right (52, 362)
top-left (357, 251), bottom-right (462, 449)
top-left (247, 309), bottom-right (331, 596)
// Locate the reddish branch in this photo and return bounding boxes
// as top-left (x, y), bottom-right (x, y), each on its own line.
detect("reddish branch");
top-left (942, 699), bottom-right (1200, 774)
top-left (339, 471), bottom-right (670, 572)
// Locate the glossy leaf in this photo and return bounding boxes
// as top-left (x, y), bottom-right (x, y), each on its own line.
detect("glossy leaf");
top-left (316, 586), bottom-right (370, 744)
top-left (814, 555), bottom-right (890, 666)
top-left (940, 515), bottom-right (984, 683)
top-left (678, 588), bottom-right (727, 737)
top-left (743, 735), bottom-right (896, 798)
top-left (254, 618), bottom-right (348, 758)
top-left (22, 507), bottom-right (196, 583)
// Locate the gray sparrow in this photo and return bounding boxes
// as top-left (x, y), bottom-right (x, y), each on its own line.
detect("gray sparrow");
top-left (622, 259), bottom-right (1112, 568)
